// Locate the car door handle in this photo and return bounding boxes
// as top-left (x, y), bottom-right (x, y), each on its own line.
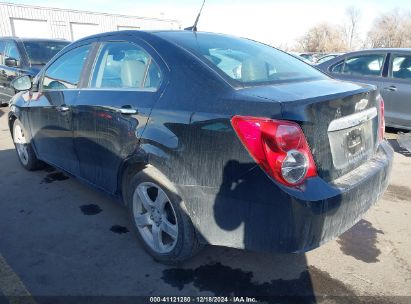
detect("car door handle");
top-left (384, 86), bottom-right (397, 92)
top-left (117, 106), bottom-right (138, 115)
top-left (57, 105), bottom-right (70, 112)
top-left (101, 105), bottom-right (138, 114)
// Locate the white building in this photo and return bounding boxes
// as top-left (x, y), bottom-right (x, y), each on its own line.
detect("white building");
top-left (0, 2), bottom-right (181, 41)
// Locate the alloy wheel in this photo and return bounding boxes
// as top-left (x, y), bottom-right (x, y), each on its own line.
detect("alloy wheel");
top-left (13, 124), bottom-right (29, 166)
top-left (132, 182), bottom-right (178, 254)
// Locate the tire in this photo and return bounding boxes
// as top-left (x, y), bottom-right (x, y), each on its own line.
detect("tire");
top-left (125, 167), bottom-right (203, 264)
top-left (12, 119), bottom-right (44, 171)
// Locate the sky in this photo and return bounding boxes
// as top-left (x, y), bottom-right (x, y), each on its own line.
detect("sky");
top-left (6, 0), bottom-right (411, 48)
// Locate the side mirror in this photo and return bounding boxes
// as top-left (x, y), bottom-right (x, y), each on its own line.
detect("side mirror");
top-left (11, 75), bottom-right (32, 92)
top-left (5, 57), bottom-right (18, 67)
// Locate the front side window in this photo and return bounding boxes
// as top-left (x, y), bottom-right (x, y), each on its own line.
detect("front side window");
top-left (391, 55), bottom-right (411, 80)
top-left (90, 42), bottom-right (162, 90)
top-left (156, 32), bottom-right (326, 85)
top-left (331, 54), bottom-right (385, 77)
top-left (42, 44), bottom-right (91, 90)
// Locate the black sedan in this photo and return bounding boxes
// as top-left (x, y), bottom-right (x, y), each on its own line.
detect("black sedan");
top-left (8, 30), bottom-right (393, 264)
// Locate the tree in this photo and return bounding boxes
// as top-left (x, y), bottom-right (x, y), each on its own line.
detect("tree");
top-left (344, 6), bottom-right (361, 49)
top-left (367, 10), bottom-right (411, 48)
top-left (297, 23), bottom-right (347, 53)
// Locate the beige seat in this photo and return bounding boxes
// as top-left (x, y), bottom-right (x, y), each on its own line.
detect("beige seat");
top-left (121, 60), bottom-right (146, 88)
top-left (241, 58), bottom-right (268, 82)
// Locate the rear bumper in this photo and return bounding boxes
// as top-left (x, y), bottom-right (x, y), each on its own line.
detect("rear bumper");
top-left (289, 140), bottom-right (393, 252)
top-left (179, 140), bottom-right (393, 252)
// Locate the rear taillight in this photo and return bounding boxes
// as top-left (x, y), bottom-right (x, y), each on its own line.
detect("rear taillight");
top-left (378, 94), bottom-right (385, 141)
top-left (231, 116), bottom-right (317, 187)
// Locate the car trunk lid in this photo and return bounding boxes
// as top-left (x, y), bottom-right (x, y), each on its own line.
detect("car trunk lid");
top-left (238, 79), bottom-right (380, 182)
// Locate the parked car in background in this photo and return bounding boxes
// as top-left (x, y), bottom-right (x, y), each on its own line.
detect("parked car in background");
top-left (0, 37), bottom-right (69, 105)
top-left (9, 30), bottom-right (392, 264)
top-left (289, 53), bottom-right (313, 64)
top-left (317, 48), bottom-right (411, 130)
top-left (316, 52), bottom-right (345, 65)
top-left (290, 52), bottom-right (316, 63)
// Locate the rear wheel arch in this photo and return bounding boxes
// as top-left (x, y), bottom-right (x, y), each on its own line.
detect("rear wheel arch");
top-left (119, 147), bottom-right (179, 204)
top-left (120, 159), bottom-right (184, 206)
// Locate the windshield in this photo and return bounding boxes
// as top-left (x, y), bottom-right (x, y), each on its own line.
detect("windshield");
top-left (157, 32), bottom-right (326, 86)
top-left (22, 40), bottom-right (69, 65)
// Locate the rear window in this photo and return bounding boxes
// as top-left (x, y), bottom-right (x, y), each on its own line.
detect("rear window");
top-left (157, 32), bottom-right (326, 86)
top-left (22, 40), bottom-right (69, 65)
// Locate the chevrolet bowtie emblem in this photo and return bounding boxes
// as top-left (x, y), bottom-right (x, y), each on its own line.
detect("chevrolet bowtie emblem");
top-left (355, 99), bottom-right (369, 111)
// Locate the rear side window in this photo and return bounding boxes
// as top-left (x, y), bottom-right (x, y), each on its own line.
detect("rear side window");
top-left (90, 41), bottom-right (162, 90)
top-left (331, 54), bottom-right (385, 77)
top-left (42, 44), bottom-right (91, 90)
top-left (391, 55), bottom-right (411, 80)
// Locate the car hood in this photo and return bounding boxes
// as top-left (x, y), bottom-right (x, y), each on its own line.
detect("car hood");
top-left (237, 78), bottom-right (372, 103)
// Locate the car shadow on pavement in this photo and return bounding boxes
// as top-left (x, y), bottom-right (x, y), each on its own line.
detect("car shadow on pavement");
top-left (386, 127), bottom-right (411, 157)
top-left (387, 138), bottom-right (411, 157)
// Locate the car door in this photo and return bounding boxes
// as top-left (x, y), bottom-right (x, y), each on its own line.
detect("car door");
top-left (28, 42), bottom-right (93, 174)
top-left (0, 40), bottom-right (24, 103)
top-left (327, 53), bottom-right (387, 90)
top-left (381, 53), bottom-right (411, 130)
top-left (73, 35), bottom-right (166, 193)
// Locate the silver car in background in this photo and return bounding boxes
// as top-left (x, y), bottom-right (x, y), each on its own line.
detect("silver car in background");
top-left (317, 48), bottom-right (411, 130)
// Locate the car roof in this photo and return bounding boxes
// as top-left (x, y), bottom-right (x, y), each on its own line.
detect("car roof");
top-left (348, 48), bottom-right (411, 53)
top-left (19, 38), bottom-right (69, 43)
top-left (0, 36), bottom-right (69, 43)
top-left (73, 29), bottom-right (247, 44)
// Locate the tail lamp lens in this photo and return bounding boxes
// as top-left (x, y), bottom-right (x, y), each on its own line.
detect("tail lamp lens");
top-left (231, 116), bottom-right (317, 187)
top-left (281, 150), bottom-right (309, 184)
top-left (377, 94), bottom-right (385, 141)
